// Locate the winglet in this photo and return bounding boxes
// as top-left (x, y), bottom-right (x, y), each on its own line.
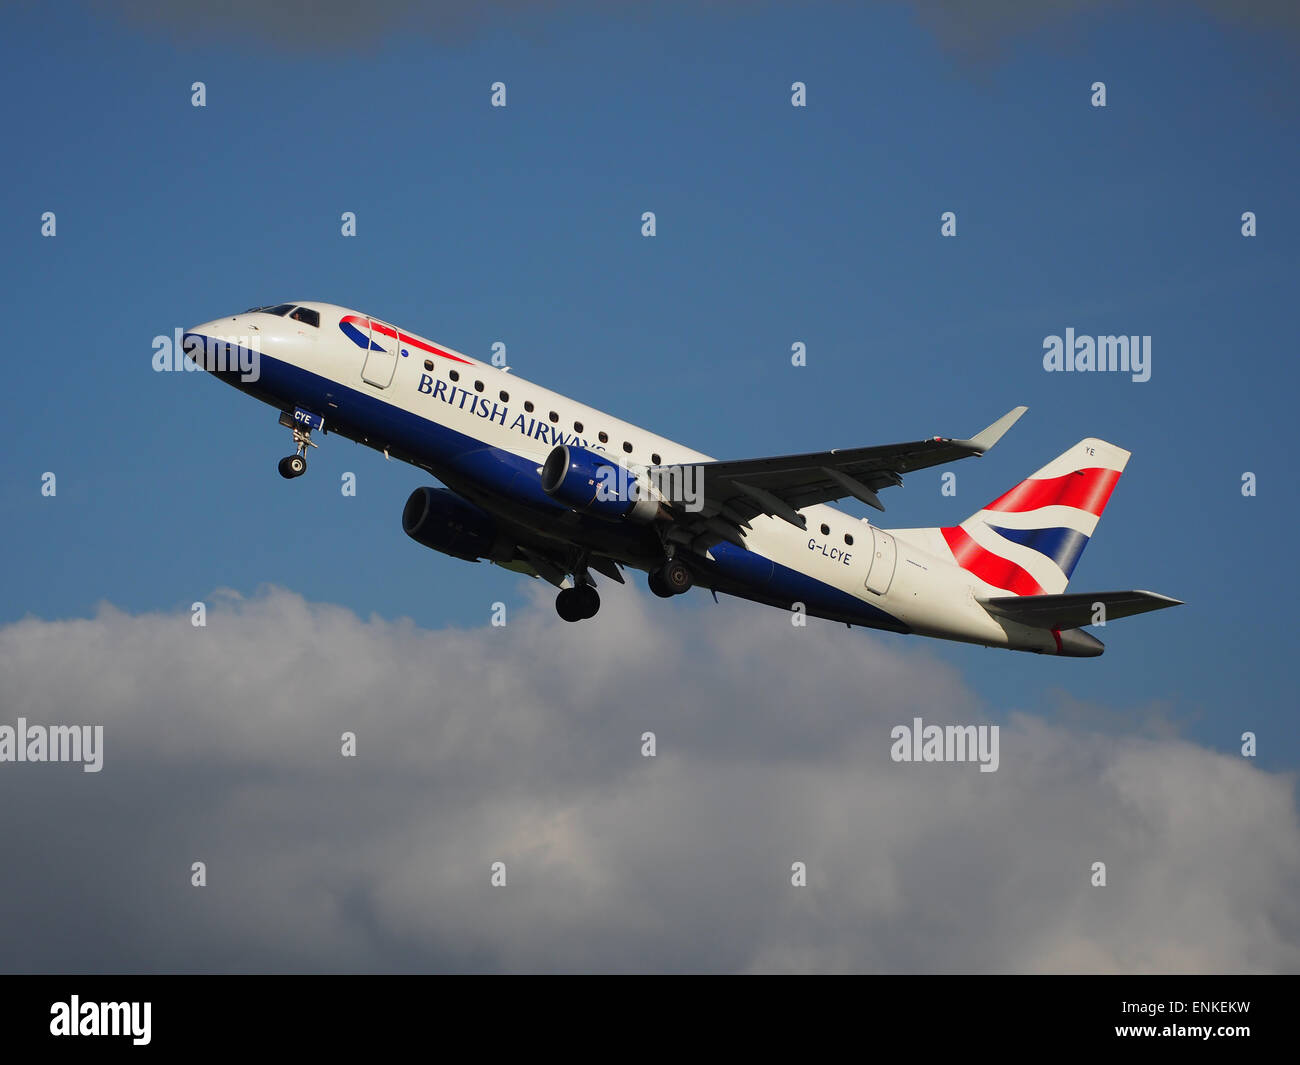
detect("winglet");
top-left (953, 405), bottom-right (1028, 455)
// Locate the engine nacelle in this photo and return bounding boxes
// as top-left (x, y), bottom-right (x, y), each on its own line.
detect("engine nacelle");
top-left (540, 444), bottom-right (662, 522)
top-left (402, 487), bottom-right (513, 562)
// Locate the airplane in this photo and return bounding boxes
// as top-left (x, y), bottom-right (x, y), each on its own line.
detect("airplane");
top-left (183, 301), bottom-right (1181, 657)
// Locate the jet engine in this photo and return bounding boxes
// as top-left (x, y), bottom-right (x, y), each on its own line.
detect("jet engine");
top-left (540, 444), bottom-right (662, 522)
top-left (402, 487), bottom-right (513, 562)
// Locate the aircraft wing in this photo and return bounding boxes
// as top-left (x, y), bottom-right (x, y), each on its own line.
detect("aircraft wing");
top-left (660, 406), bottom-right (1027, 554)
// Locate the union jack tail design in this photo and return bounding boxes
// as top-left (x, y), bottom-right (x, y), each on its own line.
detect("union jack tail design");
top-left (939, 438), bottom-right (1130, 596)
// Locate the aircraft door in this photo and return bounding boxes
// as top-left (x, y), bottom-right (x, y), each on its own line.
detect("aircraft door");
top-left (864, 527), bottom-right (897, 596)
top-left (361, 319), bottom-right (400, 388)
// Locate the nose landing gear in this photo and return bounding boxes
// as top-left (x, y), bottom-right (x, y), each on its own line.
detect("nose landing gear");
top-left (277, 409), bottom-right (322, 479)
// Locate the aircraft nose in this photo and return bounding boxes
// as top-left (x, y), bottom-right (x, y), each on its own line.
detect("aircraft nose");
top-left (181, 322), bottom-right (215, 367)
top-left (181, 317), bottom-right (261, 381)
top-left (184, 315), bottom-right (240, 339)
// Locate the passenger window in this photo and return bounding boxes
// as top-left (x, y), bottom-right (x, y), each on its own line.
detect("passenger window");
top-left (424, 359), bottom-right (435, 371)
top-left (474, 380), bottom-right (484, 392)
top-left (574, 421), bottom-right (583, 433)
top-left (651, 453), bottom-right (661, 465)
top-left (820, 524), bottom-right (830, 536)
top-left (622, 441), bottom-right (632, 454)
top-left (525, 401), bottom-right (534, 412)
top-left (449, 370), bottom-right (459, 381)
top-left (499, 390), bottom-right (509, 402)
top-left (844, 533), bottom-right (854, 546)
top-left (598, 431), bottom-right (608, 443)
top-left (549, 411), bottom-right (558, 423)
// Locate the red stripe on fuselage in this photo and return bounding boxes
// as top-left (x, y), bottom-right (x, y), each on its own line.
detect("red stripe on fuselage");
top-left (983, 468), bottom-right (1121, 517)
top-left (339, 315), bottom-right (473, 365)
top-left (940, 526), bottom-right (1045, 596)
top-left (399, 330), bottom-right (473, 365)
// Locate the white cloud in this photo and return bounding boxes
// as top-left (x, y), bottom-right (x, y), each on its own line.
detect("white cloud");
top-left (0, 584), bottom-right (1295, 972)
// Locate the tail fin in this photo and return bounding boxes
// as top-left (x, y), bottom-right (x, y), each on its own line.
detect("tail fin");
top-left (938, 438), bottom-right (1130, 596)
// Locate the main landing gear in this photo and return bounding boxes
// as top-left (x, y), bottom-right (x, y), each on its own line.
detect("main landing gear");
top-left (277, 410), bottom-right (319, 479)
top-left (555, 582), bottom-right (600, 622)
top-left (555, 553), bottom-right (602, 622)
top-left (647, 558), bottom-right (692, 598)
top-left (552, 551), bottom-right (693, 621)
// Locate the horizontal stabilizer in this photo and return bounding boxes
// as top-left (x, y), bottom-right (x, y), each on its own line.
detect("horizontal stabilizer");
top-left (979, 590), bottom-right (1183, 630)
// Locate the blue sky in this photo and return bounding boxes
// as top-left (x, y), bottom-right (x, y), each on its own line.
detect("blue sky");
top-left (1, 0), bottom-right (1296, 777)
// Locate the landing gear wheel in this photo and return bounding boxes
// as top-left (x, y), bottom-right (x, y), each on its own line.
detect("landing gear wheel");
top-left (660, 558), bottom-right (693, 595)
top-left (555, 587), bottom-right (585, 622)
top-left (648, 569), bottom-right (674, 598)
top-left (575, 584), bottom-right (600, 619)
top-left (278, 455), bottom-right (307, 479)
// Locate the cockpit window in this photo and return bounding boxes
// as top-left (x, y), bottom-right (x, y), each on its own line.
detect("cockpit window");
top-left (289, 307), bottom-right (320, 328)
top-left (264, 303), bottom-right (295, 316)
